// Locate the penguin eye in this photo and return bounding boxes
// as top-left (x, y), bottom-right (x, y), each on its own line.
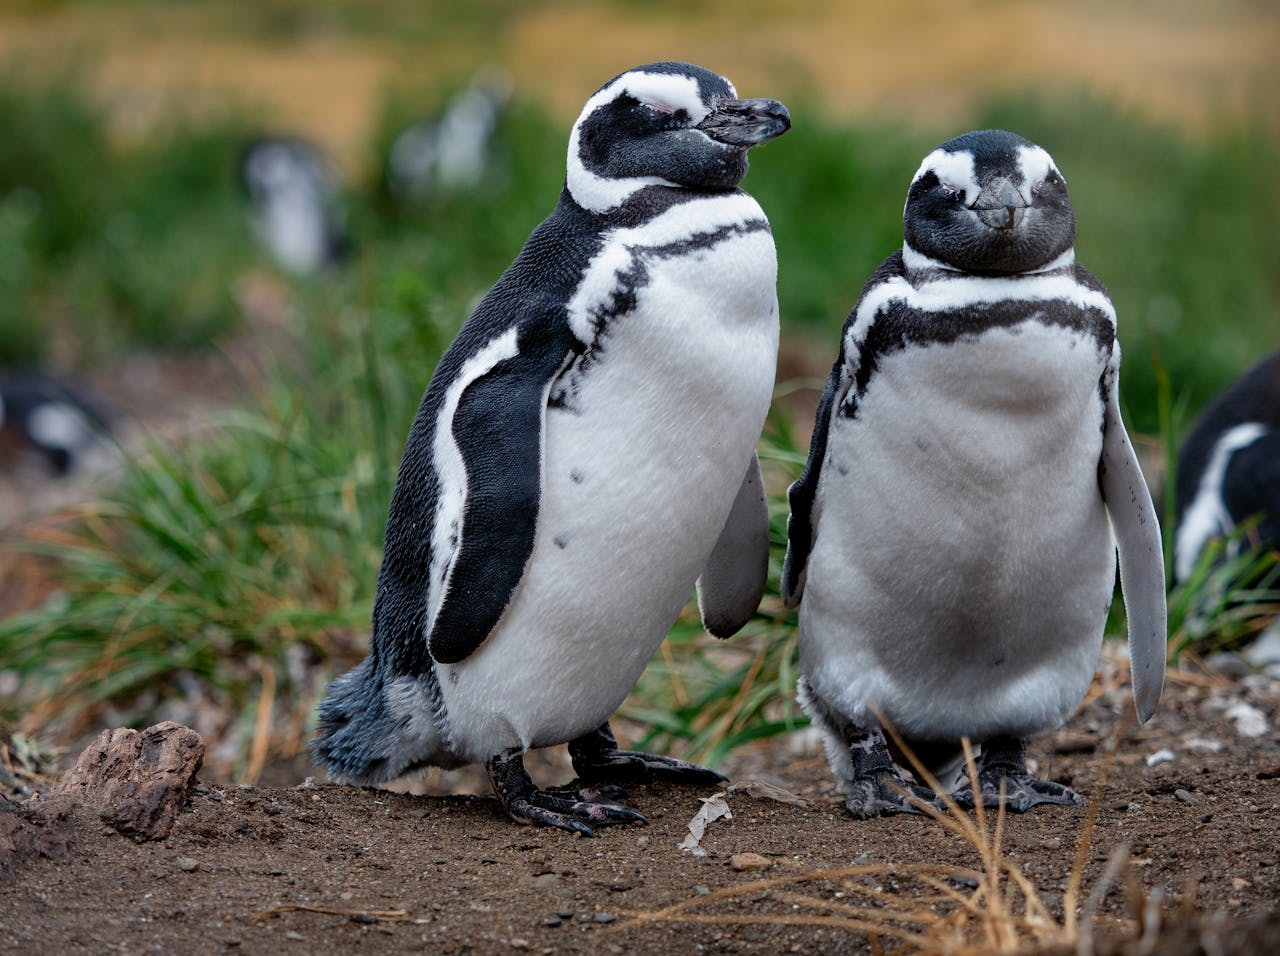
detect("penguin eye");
top-left (939, 181), bottom-right (963, 201)
top-left (1033, 171), bottom-right (1064, 196)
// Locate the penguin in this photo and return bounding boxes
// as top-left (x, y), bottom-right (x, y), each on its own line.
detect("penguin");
top-left (0, 372), bottom-right (112, 477)
top-left (312, 62), bottom-right (790, 835)
top-left (238, 137), bottom-right (350, 274)
top-left (782, 129), bottom-right (1167, 818)
top-left (387, 70), bottom-right (513, 203)
top-left (1174, 350), bottom-right (1280, 584)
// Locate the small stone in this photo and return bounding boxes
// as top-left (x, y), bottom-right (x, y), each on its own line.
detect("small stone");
top-left (1231, 877), bottom-right (1250, 891)
top-left (285, 932), bottom-right (304, 941)
top-left (1107, 799), bottom-right (1131, 812)
top-left (555, 909), bottom-right (574, 920)
top-left (1174, 788), bottom-right (1200, 804)
top-left (1145, 748), bottom-right (1176, 767)
top-left (729, 852), bottom-right (773, 871)
top-left (592, 912), bottom-right (616, 924)
top-left (635, 835), bottom-right (649, 848)
top-left (178, 857), bottom-right (199, 872)
top-left (531, 873), bottom-right (558, 890)
top-left (510, 938), bottom-right (530, 949)
top-left (340, 891), bottom-right (354, 901)
top-left (1197, 813), bottom-right (1214, 824)
top-left (542, 918), bottom-right (561, 928)
top-left (693, 885), bottom-right (710, 896)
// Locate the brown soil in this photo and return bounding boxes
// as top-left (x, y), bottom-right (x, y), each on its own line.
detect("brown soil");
top-left (3, 662), bottom-right (1278, 954)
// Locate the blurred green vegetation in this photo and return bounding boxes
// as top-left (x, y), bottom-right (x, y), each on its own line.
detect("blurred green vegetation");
top-left (1, 73), bottom-right (1277, 773)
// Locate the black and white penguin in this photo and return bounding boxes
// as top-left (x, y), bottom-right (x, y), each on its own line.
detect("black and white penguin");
top-left (387, 70), bottom-right (513, 203)
top-left (0, 372), bottom-right (112, 476)
top-left (238, 137), bottom-right (350, 274)
top-left (1174, 351), bottom-right (1280, 584)
top-left (782, 129), bottom-right (1167, 818)
top-left (312, 62), bottom-right (790, 835)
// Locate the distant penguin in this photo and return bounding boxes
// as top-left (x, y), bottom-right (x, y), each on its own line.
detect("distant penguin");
top-left (387, 70), bottom-right (513, 203)
top-left (1174, 351), bottom-right (1280, 583)
top-left (783, 130), bottom-right (1167, 817)
top-left (0, 372), bottom-right (112, 476)
top-left (239, 137), bottom-right (350, 274)
top-left (312, 62), bottom-right (790, 834)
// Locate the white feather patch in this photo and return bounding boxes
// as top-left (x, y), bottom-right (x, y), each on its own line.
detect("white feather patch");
top-left (910, 148), bottom-right (979, 205)
top-left (566, 192), bottom-right (767, 343)
top-left (1016, 144), bottom-right (1062, 202)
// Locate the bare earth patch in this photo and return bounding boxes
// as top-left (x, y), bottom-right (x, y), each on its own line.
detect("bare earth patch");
top-left (2, 662), bottom-right (1277, 954)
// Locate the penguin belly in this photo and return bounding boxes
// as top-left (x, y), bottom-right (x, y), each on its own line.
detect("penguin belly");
top-left (801, 320), bottom-right (1116, 742)
top-left (438, 225), bottom-right (779, 761)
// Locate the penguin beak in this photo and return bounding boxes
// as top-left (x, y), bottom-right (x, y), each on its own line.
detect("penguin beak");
top-left (972, 176), bottom-right (1027, 230)
top-left (697, 98), bottom-right (791, 146)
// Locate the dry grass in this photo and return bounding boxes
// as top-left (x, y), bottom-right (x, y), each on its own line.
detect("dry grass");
top-left (613, 715), bottom-right (1183, 955)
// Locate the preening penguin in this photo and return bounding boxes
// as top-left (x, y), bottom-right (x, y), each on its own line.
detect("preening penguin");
top-left (783, 129), bottom-right (1167, 818)
top-left (1174, 350), bottom-right (1280, 585)
top-left (313, 62), bottom-right (790, 834)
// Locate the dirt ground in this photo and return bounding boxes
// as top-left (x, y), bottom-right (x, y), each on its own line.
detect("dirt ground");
top-left (3, 655), bottom-right (1278, 955)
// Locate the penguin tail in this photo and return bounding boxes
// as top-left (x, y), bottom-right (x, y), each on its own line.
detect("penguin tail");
top-left (311, 658), bottom-right (449, 784)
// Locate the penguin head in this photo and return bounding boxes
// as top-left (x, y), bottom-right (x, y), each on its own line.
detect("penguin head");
top-left (566, 62), bottom-right (790, 213)
top-left (903, 129), bottom-right (1077, 276)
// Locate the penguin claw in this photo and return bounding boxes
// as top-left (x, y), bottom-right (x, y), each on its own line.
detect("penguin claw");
top-left (510, 788), bottom-right (649, 836)
top-left (573, 749), bottom-right (726, 787)
top-left (486, 748), bottom-right (649, 835)
top-left (954, 772), bottom-right (1082, 813)
top-left (844, 774), bottom-right (938, 819)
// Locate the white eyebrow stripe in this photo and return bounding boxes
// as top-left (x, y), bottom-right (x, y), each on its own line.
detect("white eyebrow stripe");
top-left (910, 148), bottom-right (979, 205)
top-left (1015, 144), bottom-right (1061, 203)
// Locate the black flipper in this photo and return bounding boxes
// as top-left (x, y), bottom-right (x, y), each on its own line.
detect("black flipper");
top-left (781, 361), bottom-right (843, 608)
top-left (696, 451), bottom-right (769, 637)
top-left (427, 329), bottom-right (575, 665)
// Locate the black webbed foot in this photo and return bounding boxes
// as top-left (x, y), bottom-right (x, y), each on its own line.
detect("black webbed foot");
top-left (842, 727), bottom-right (938, 818)
top-left (845, 773), bottom-right (937, 819)
top-left (486, 748), bottom-right (648, 836)
top-left (953, 736), bottom-right (1082, 813)
top-left (569, 722), bottom-right (726, 786)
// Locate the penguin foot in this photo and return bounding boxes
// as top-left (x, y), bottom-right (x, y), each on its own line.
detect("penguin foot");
top-left (486, 748), bottom-right (648, 836)
top-left (569, 722), bottom-right (726, 786)
top-left (953, 735), bottom-right (1082, 813)
top-left (954, 773), bottom-right (1082, 813)
top-left (844, 773), bottom-right (937, 819)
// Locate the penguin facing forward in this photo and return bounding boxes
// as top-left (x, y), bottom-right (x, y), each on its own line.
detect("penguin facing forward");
top-left (782, 129), bottom-right (1167, 818)
top-left (239, 137), bottom-right (350, 274)
top-left (313, 62), bottom-right (790, 835)
top-left (1174, 350), bottom-right (1280, 585)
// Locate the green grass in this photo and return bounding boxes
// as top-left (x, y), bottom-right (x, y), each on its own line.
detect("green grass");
top-left (1, 74), bottom-right (1278, 773)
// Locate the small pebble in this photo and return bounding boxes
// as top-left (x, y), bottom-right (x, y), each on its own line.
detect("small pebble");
top-left (635, 835), bottom-right (649, 848)
top-left (1197, 813), bottom-right (1214, 824)
top-left (178, 858), bottom-right (199, 873)
top-left (531, 873), bottom-right (558, 890)
top-left (285, 932), bottom-right (304, 942)
top-left (510, 938), bottom-right (530, 949)
top-left (1174, 788), bottom-right (1200, 804)
top-left (1145, 748), bottom-right (1176, 767)
top-left (593, 912), bottom-right (617, 924)
top-left (729, 852), bottom-right (773, 872)
top-left (693, 885), bottom-right (710, 896)
top-left (543, 918), bottom-right (562, 928)
top-left (556, 909), bottom-right (575, 920)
